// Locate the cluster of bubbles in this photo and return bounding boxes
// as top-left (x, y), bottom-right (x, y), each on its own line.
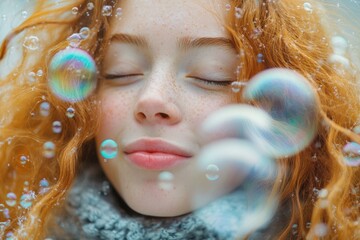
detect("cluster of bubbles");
top-left (48, 48), bottom-right (97, 102)
top-left (191, 68), bottom-right (318, 237)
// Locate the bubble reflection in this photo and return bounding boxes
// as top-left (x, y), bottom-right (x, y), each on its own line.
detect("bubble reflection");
top-left (100, 139), bottom-right (118, 159)
top-left (48, 48), bottom-right (97, 102)
top-left (243, 68), bottom-right (318, 158)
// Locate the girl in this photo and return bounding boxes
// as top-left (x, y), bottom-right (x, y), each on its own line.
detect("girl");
top-left (0, 0), bottom-right (359, 239)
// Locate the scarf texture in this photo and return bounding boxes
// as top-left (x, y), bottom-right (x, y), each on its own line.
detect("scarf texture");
top-left (47, 164), bottom-right (289, 240)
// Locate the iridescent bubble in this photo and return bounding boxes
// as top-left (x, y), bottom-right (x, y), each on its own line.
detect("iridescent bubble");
top-left (43, 141), bottom-right (55, 158)
top-left (100, 139), bottom-right (118, 159)
top-left (314, 223), bottom-right (328, 237)
top-left (66, 33), bottom-right (82, 48)
top-left (0, 203), bottom-right (4, 212)
top-left (52, 121), bottom-right (62, 133)
top-left (36, 69), bottom-right (43, 77)
top-left (39, 101), bottom-right (50, 117)
top-left (342, 142), bottom-right (360, 167)
top-left (39, 178), bottom-right (50, 194)
top-left (71, 7), bottom-right (79, 15)
top-left (353, 125), bottom-right (360, 135)
top-left (195, 139), bottom-right (277, 238)
top-left (235, 7), bottom-right (243, 19)
top-left (20, 193), bottom-right (33, 209)
top-left (158, 171), bottom-right (174, 190)
top-left (102, 5), bottom-right (112, 16)
top-left (79, 27), bottom-right (90, 39)
top-left (87, 2), bottom-right (94, 10)
top-left (231, 81), bottom-right (246, 93)
top-left (48, 48), bottom-right (97, 102)
top-left (205, 164), bottom-right (220, 181)
top-left (20, 155), bottom-right (28, 165)
top-left (225, 3), bottom-right (231, 11)
top-left (242, 68), bottom-right (319, 158)
top-left (5, 193), bottom-right (16, 207)
top-left (21, 10), bottom-right (28, 18)
top-left (303, 2), bottom-right (313, 13)
top-left (23, 36), bottom-right (40, 50)
top-left (115, 8), bottom-right (123, 18)
top-left (66, 107), bottom-right (75, 118)
top-left (5, 231), bottom-right (14, 240)
top-left (331, 35), bottom-right (348, 55)
top-left (28, 71), bottom-right (36, 83)
top-left (256, 53), bottom-right (264, 63)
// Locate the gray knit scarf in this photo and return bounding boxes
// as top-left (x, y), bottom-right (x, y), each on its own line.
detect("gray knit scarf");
top-left (48, 164), bottom-right (289, 240)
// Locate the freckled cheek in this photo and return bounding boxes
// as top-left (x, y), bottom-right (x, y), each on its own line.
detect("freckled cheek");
top-left (98, 91), bottom-right (132, 137)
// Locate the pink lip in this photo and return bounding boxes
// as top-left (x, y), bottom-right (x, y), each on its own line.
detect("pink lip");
top-left (124, 139), bottom-right (192, 170)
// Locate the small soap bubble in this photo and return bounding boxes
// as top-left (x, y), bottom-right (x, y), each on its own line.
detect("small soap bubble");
top-left (331, 36), bottom-right (348, 55)
top-left (66, 107), bottom-right (75, 118)
top-left (66, 33), bottom-right (82, 48)
top-left (235, 7), bottom-right (243, 18)
top-left (20, 155), bottom-right (28, 165)
top-left (318, 188), bottom-right (328, 198)
top-left (3, 208), bottom-right (10, 218)
top-left (5, 231), bottom-right (14, 240)
top-left (115, 8), bottom-right (123, 18)
top-left (79, 27), bottom-right (90, 39)
top-left (48, 48), bottom-right (97, 102)
top-left (87, 2), bottom-right (94, 10)
top-left (342, 142), bottom-right (360, 167)
top-left (43, 141), bottom-right (55, 158)
top-left (102, 5), bottom-right (112, 16)
top-left (353, 125), bottom-right (360, 134)
top-left (314, 223), bottom-right (328, 237)
top-left (242, 68), bottom-right (318, 158)
top-left (225, 3), bottom-right (231, 11)
top-left (71, 7), bottom-right (79, 15)
top-left (39, 178), bottom-right (50, 194)
top-left (257, 53), bottom-right (264, 63)
top-left (100, 139), bottom-right (118, 159)
top-left (158, 171), bottom-right (174, 190)
top-left (52, 121), bottom-right (62, 133)
top-left (39, 101), bottom-right (50, 117)
top-left (36, 69), bottom-right (43, 77)
top-left (20, 193), bottom-right (33, 209)
top-left (205, 164), bottom-right (220, 181)
top-left (303, 2), bottom-right (313, 13)
top-left (5, 193), bottom-right (17, 207)
top-left (23, 36), bottom-right (40, 50)
top-left (0, 204), bottom-right (4, 212)
top-left (21, 10), bottom-right (28, 18)
top-left (231, 81), bottom-right (246, 93)
top-left (28, 71), bottom-right (36, 83)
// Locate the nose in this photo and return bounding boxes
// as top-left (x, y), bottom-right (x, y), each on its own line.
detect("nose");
top-left (134, 82), bottom-right (182, 125)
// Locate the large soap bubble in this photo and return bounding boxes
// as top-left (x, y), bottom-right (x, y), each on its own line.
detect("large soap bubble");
top-left (48, 48), bottom-right (97, 102)
top-left (193, 139), bottom-right (277, 238)
top-left (242, 68), bottom-right (319, 158)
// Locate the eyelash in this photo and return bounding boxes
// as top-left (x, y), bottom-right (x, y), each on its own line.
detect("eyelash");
top-left (191, 77), bottom-right (233, 86)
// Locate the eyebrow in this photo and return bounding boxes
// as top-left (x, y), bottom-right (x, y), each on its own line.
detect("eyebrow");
top-left (109, 33), bottom-right (235, 51)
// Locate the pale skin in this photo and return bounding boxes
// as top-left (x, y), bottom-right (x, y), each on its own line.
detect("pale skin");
top-left (96, 0), bottom-right (242, 217)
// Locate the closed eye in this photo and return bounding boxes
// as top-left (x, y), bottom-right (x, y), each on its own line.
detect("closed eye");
top-left (103, 73), bottom-right (143, 79)
top-left (189, 76), bottom-right (233, 86)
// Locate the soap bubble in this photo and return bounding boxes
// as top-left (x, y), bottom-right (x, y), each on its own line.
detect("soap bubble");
top-left (205, 164), bottom-right (220, 181)
top-left (23, 36), bottom-right (40, 50)
top-left (20, 155), bottom-right (28, 165)
top-left (43, 141), bottom-right (55, 158)
top-left (303, 2), bottom-right (313, 13)
top-left (79, 27), bottom-right (90, 39)
top-left (158, 171), bottom-right (174, 190)
top-left (66, 33), bottom-right (82, 48)
top-left (52, 121), bottom-right (62, 133)
top-left (87, 2), bottom-right (94, 10)
top-left (342, 142), bottom-right (360, 167)
top-left (66, 107), bottom-right (75, 118)
top-left (39, 101), bottom-right (50, 117)
top-left (71, 7), bottom-right (79, 15)
top-left (256, 53), bottom-right (264, 63)
top-left (39, 178), bottom-right (50, 194)
top-left (5, 193), bottom-right (17, 207)
top-left (243, 68), bottom-right (319, 158)
top-left (194, 139), bottom-right (277, 238)
top-left (100, 139), bottom-right (118, 159)
top-left (102, 5), bottom-right (112, 16)
top-left (331, 36), bottom-right (348, 55)
top-left (20, 193), bottom-right (33, 209)
top-left (115, 8), bottom-right (123, 18)
top-left (314, 223), bottom-right (328, 237)
top-left (48, 48), bottom-right (97, 102)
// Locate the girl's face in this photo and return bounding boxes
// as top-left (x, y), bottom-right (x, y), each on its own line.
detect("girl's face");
top-left (96, 0), bottom-right (238, 217)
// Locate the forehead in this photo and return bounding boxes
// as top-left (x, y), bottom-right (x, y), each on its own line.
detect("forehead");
top-left (110, 0), bottom-right (228, 38)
